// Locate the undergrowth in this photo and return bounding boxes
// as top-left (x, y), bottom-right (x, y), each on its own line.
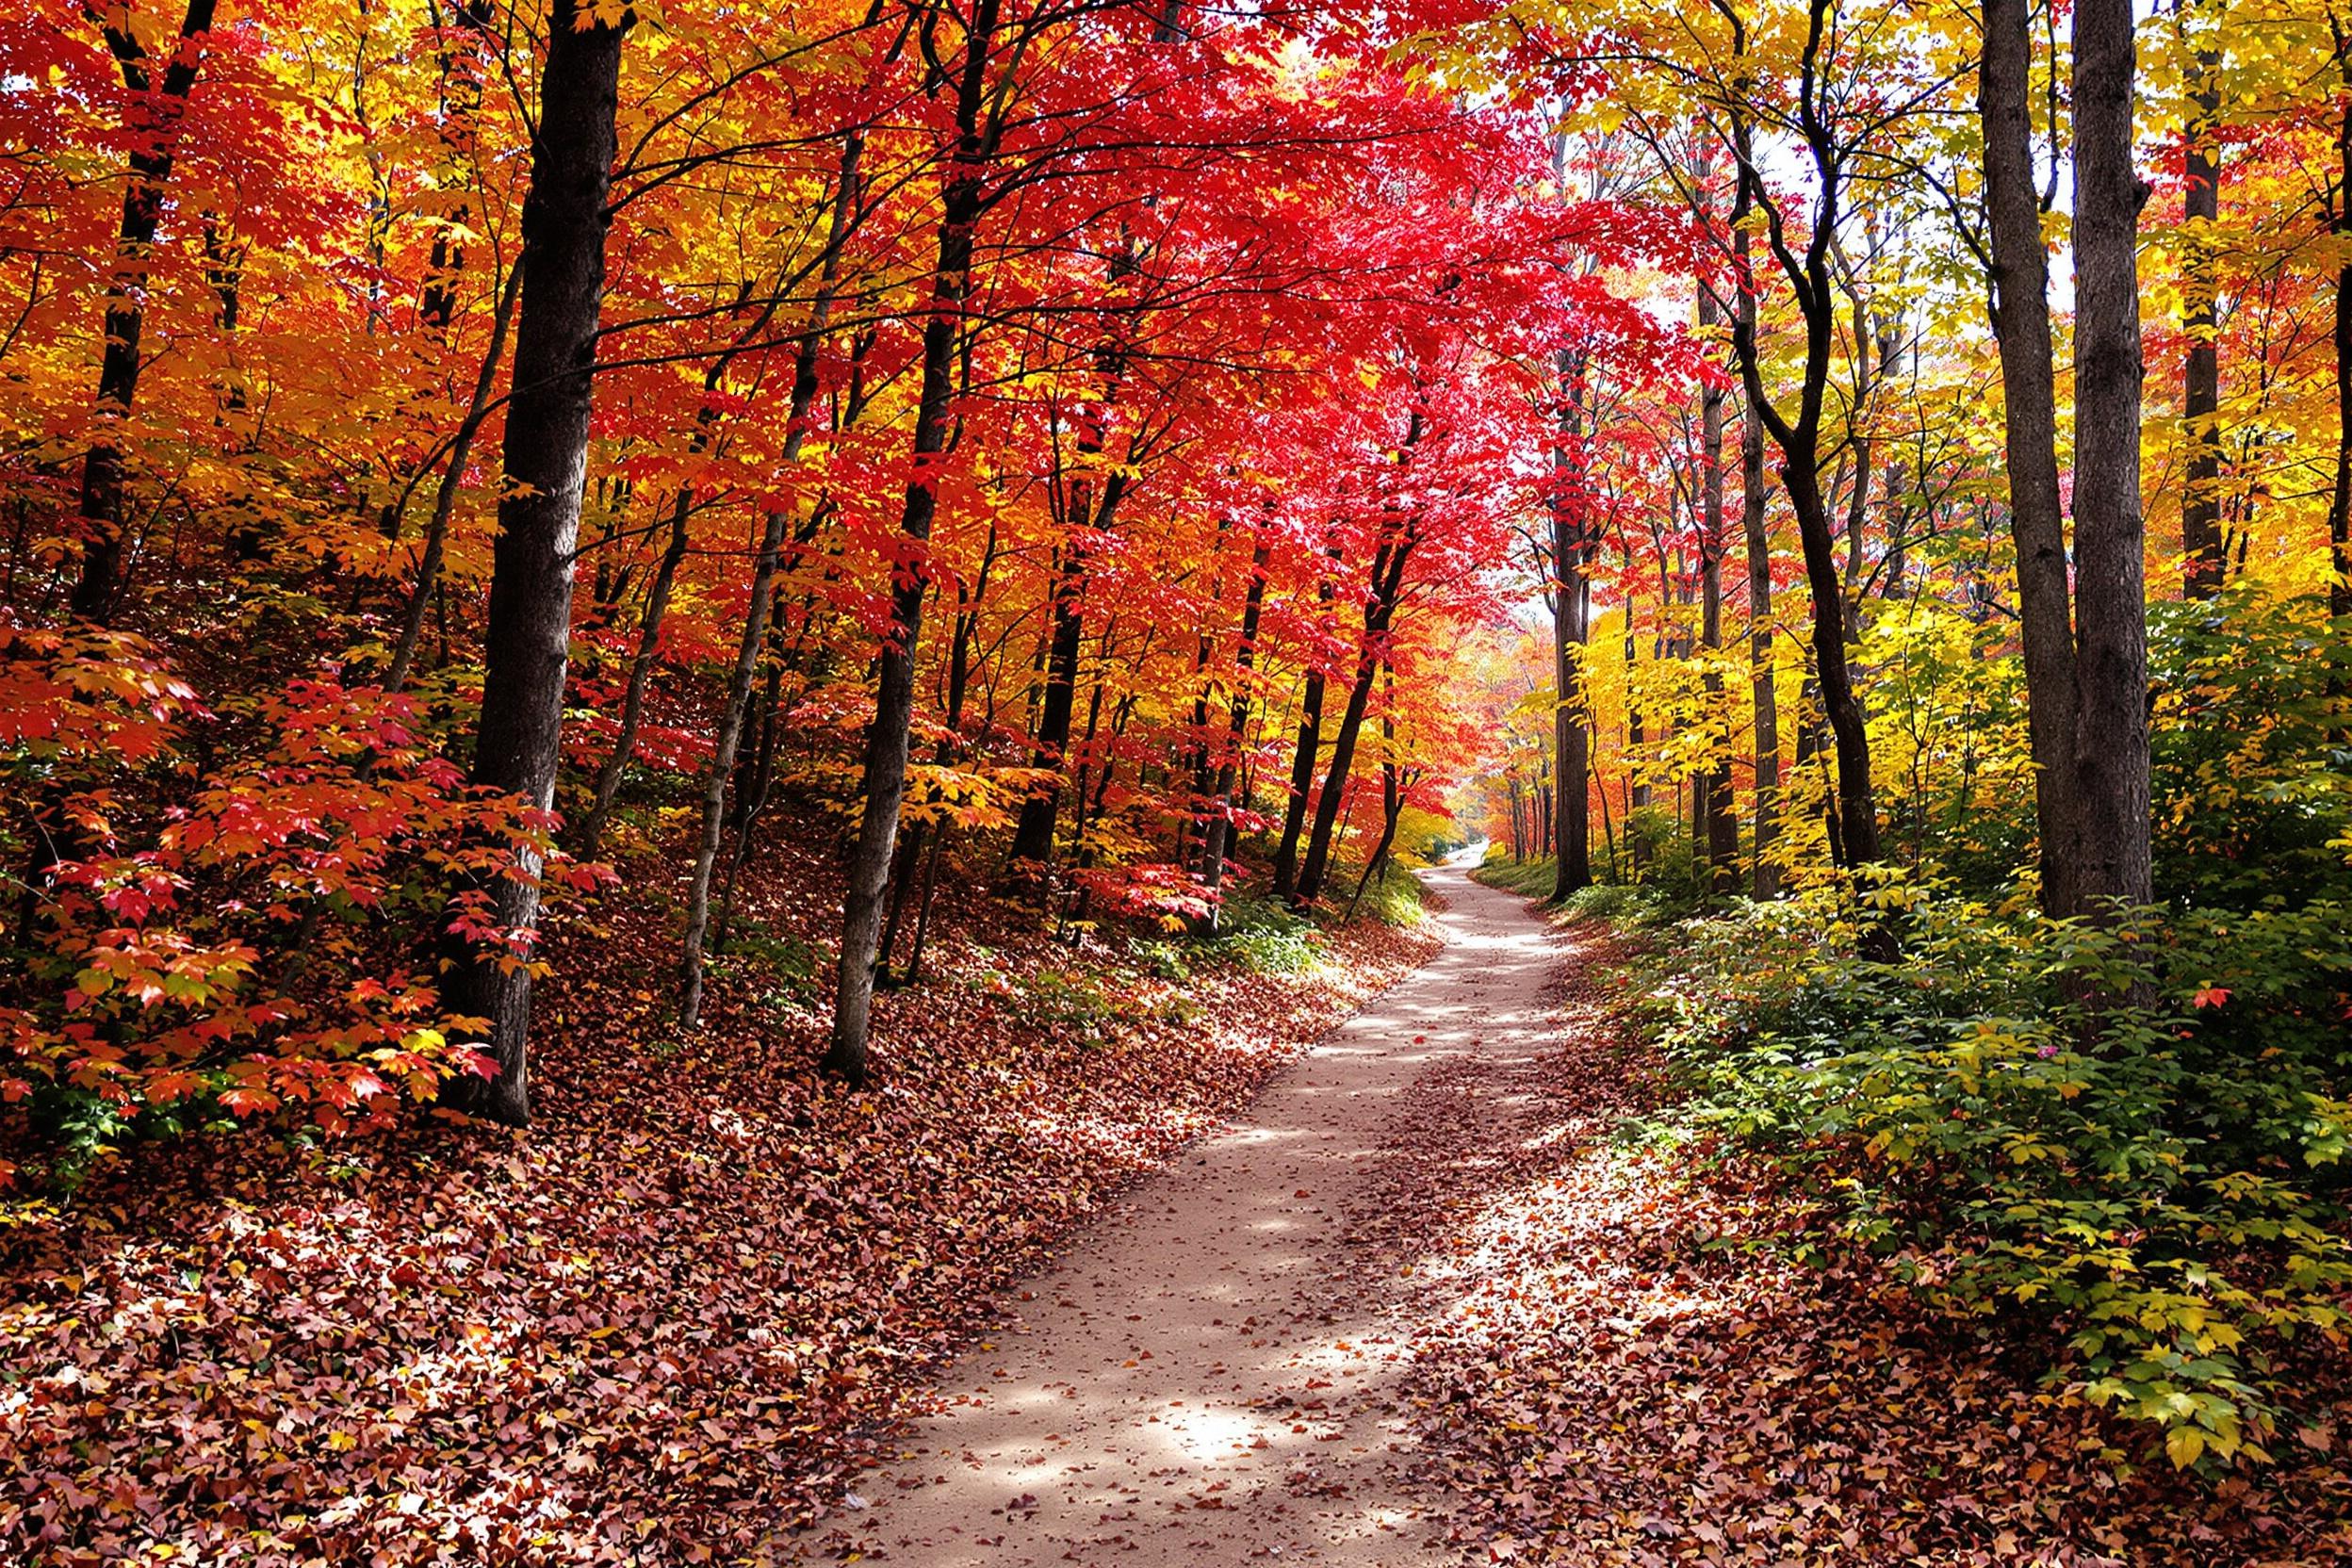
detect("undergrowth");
top-left (1627, 876), bottom-right (2352, 1471)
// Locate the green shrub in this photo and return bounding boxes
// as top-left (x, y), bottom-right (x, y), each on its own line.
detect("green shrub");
top-left (1010, 967), bottom-right (1120, 1045)
top-left (712, 923), bottom-right (822, 1010)
top-left (1473, 853), bottom-right (1679, 927)
top-left (1217, 927), bottom-right (1321, 976)
top-left (1471, 853), bottom-right (1560, 899)
top-left (2149, 588), bottom-right (2352, 913)
top-left (1558, 881), bottom-right (1669, 924)
top-left (1347, 862), bottom-right (1430, 928)
top-left (1125, 937), bottom-right (1191, 983)
top-left (1199, 890), bottom-right (1324, 975)
top-left (1640, 877), bottom-right (2352, 1469)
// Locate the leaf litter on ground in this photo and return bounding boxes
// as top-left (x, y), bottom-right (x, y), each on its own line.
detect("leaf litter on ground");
top-left (0, 838), bottom-right (1436, 1567)
top-left (1349, 918), bottom-right (2352, 1568)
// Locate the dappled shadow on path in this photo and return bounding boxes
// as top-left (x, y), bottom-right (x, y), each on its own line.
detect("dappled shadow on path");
top-left (807, 866), bottom-right (1563, 1566)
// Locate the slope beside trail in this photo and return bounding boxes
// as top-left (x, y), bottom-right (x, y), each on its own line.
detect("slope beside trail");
top-left (812, 860), bottom-right (1560, 1565)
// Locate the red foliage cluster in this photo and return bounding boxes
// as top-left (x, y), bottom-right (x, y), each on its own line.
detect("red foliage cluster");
top-left (0, 633), bottom-right (591, 1169)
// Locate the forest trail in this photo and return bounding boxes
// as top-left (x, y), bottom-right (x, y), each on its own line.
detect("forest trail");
top-left (815, 860), bottom-right (1558, 1565)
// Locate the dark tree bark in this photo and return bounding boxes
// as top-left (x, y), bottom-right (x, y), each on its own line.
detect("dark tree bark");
top-left (1981, 0), bottom-right (2083, 916)
top-left (1013, 549), bottom-right (1088, 865)
top-left (386, 258), bottom-right (525, 694)
top-left (1625, 571), bottom-right (1649, 859)
top-left (900, 824), bottom-right (949, 985)
top-left (1010, 463), bottom-right (1130, 864)
top-left (438, 0), bottom-right (630, 1127)
top-left (711, 635), bottom-right (788, 950)
top-left (1719, 0), bottom-right (1881, 867)
top-left (1269, 672), bottom-right (1325, 900)
top-left (2180, 22), bottom-right (2225, 599)
top-left (677, 127), bottom-right (866, 1031)
top-left (1550, 347), bottom-right (1594, 899)
top-left (1199, 540), bottom-right (1270, 929)
top-left (1792, 665), bottom-right (1837, 860)
top-left (578, 270), bottom-right (802, 862)
top-left (1296, 509), bottom-right (1416, 905)
top-left (1345, 675), bottom-right (1412, 924)
top-left (2068, 0), bottom-right (2153, 909)
top-left (418, 0), bottom-right (497, 332)
top-left (69, 0), bottom-right (220, 624)
top-left (1740, 371), bottom-right (1781, 899)
top-left (1696, 275), bottom-right (1740, 888)
top-left (573, 490), bottom-right (691, 860)
top-left (1293, 675), bottom-right (1369, 906)
top-left (2329, 24), bottom-right (2352, 628)
top-left (1270, 544), bottom-right (1340, 901)
top-left (1009, 0), bottom-right (1177, 859)
top-left (827, 0), bottom-right (1005, 1086)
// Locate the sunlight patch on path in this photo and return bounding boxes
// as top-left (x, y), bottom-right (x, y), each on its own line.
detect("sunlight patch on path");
top-left (802, 866), bottom-right (1561, 1566)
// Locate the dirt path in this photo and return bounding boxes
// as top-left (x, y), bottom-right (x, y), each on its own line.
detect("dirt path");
top-left (814, 860), bottom-right (1559, 1565)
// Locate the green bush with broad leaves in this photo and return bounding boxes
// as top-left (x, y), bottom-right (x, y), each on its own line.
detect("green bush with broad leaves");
top-left (1637, 875), bottom-right (2352, 1470)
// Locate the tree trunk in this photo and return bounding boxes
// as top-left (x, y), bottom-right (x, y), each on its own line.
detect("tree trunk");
top-left (2330, 29), bottom-right (2352, 628)
top-left (1697, 279), bottom-right (1740, 888)
top-left (677, 129), bottom-right (865, 1030)
top-left (1270, 546), bottom-right (1340, 900)
top-left (1295, 657), bottom-right (1375, 906)
top-left (827, 0), bottom-right (1003, 1086)
top-left (1345, 715), bottom-right (1408, 923)
top-left (1597, 758), bottom-right (1619, 879)
top-left (1625, 586), bottom-right (1648, 862)
top-left (1297, 518), bottom-right (1414, 904)
top-left (1721, 2), bottom-right (1881, 869)
top-left (902, 824), bottom-right (950, 985)
top-left (2180, 22), bottom-right (2225, 600)
top-left (1012, 537), bottom-right (1089, 864)
top-left (1200, 542), bottom-right (1270, 929)
top-left (1551, 349), bottom-right (1594, 898)
top-left (419, 0), bottom-right (497, 332)
top-left (2068, 0), bottom-right (2153, 910)
top-left (1013, 380), bottom-right (1135, 869)
top-left (1779, 459), bottom-right (1879, 865)
top-left (1981, 0), bottom-right (2083, 916)
top-left (1012, 154), bottom-right (1150, 864)
top-left (69, 0), bottom-right (220, 624)
top-left (438, 0), bottom-right (630, 1127)
top-left (1183, 612), bottom-right (1218, 866)
top-left (1740, 376), bottom-right (1781, 899)
top-left (574, 489), bottom-right (691, 860)
top-left (712, 645), bottom-right (787, 951)
top-left (386, 258), bottom-right (525, 694)
top-left (883, 514), bottom-right (999, 978)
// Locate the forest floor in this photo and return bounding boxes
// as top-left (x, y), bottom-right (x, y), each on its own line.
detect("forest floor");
top-left (819, 862), bottom-right (2352, 1568)
top-left (0, 838), bottom-right (1436, 1567)
top-left (9, 844), bottom-right (2349, 1565)
top-left (1371, 876), bottom-right (2352, 1568)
